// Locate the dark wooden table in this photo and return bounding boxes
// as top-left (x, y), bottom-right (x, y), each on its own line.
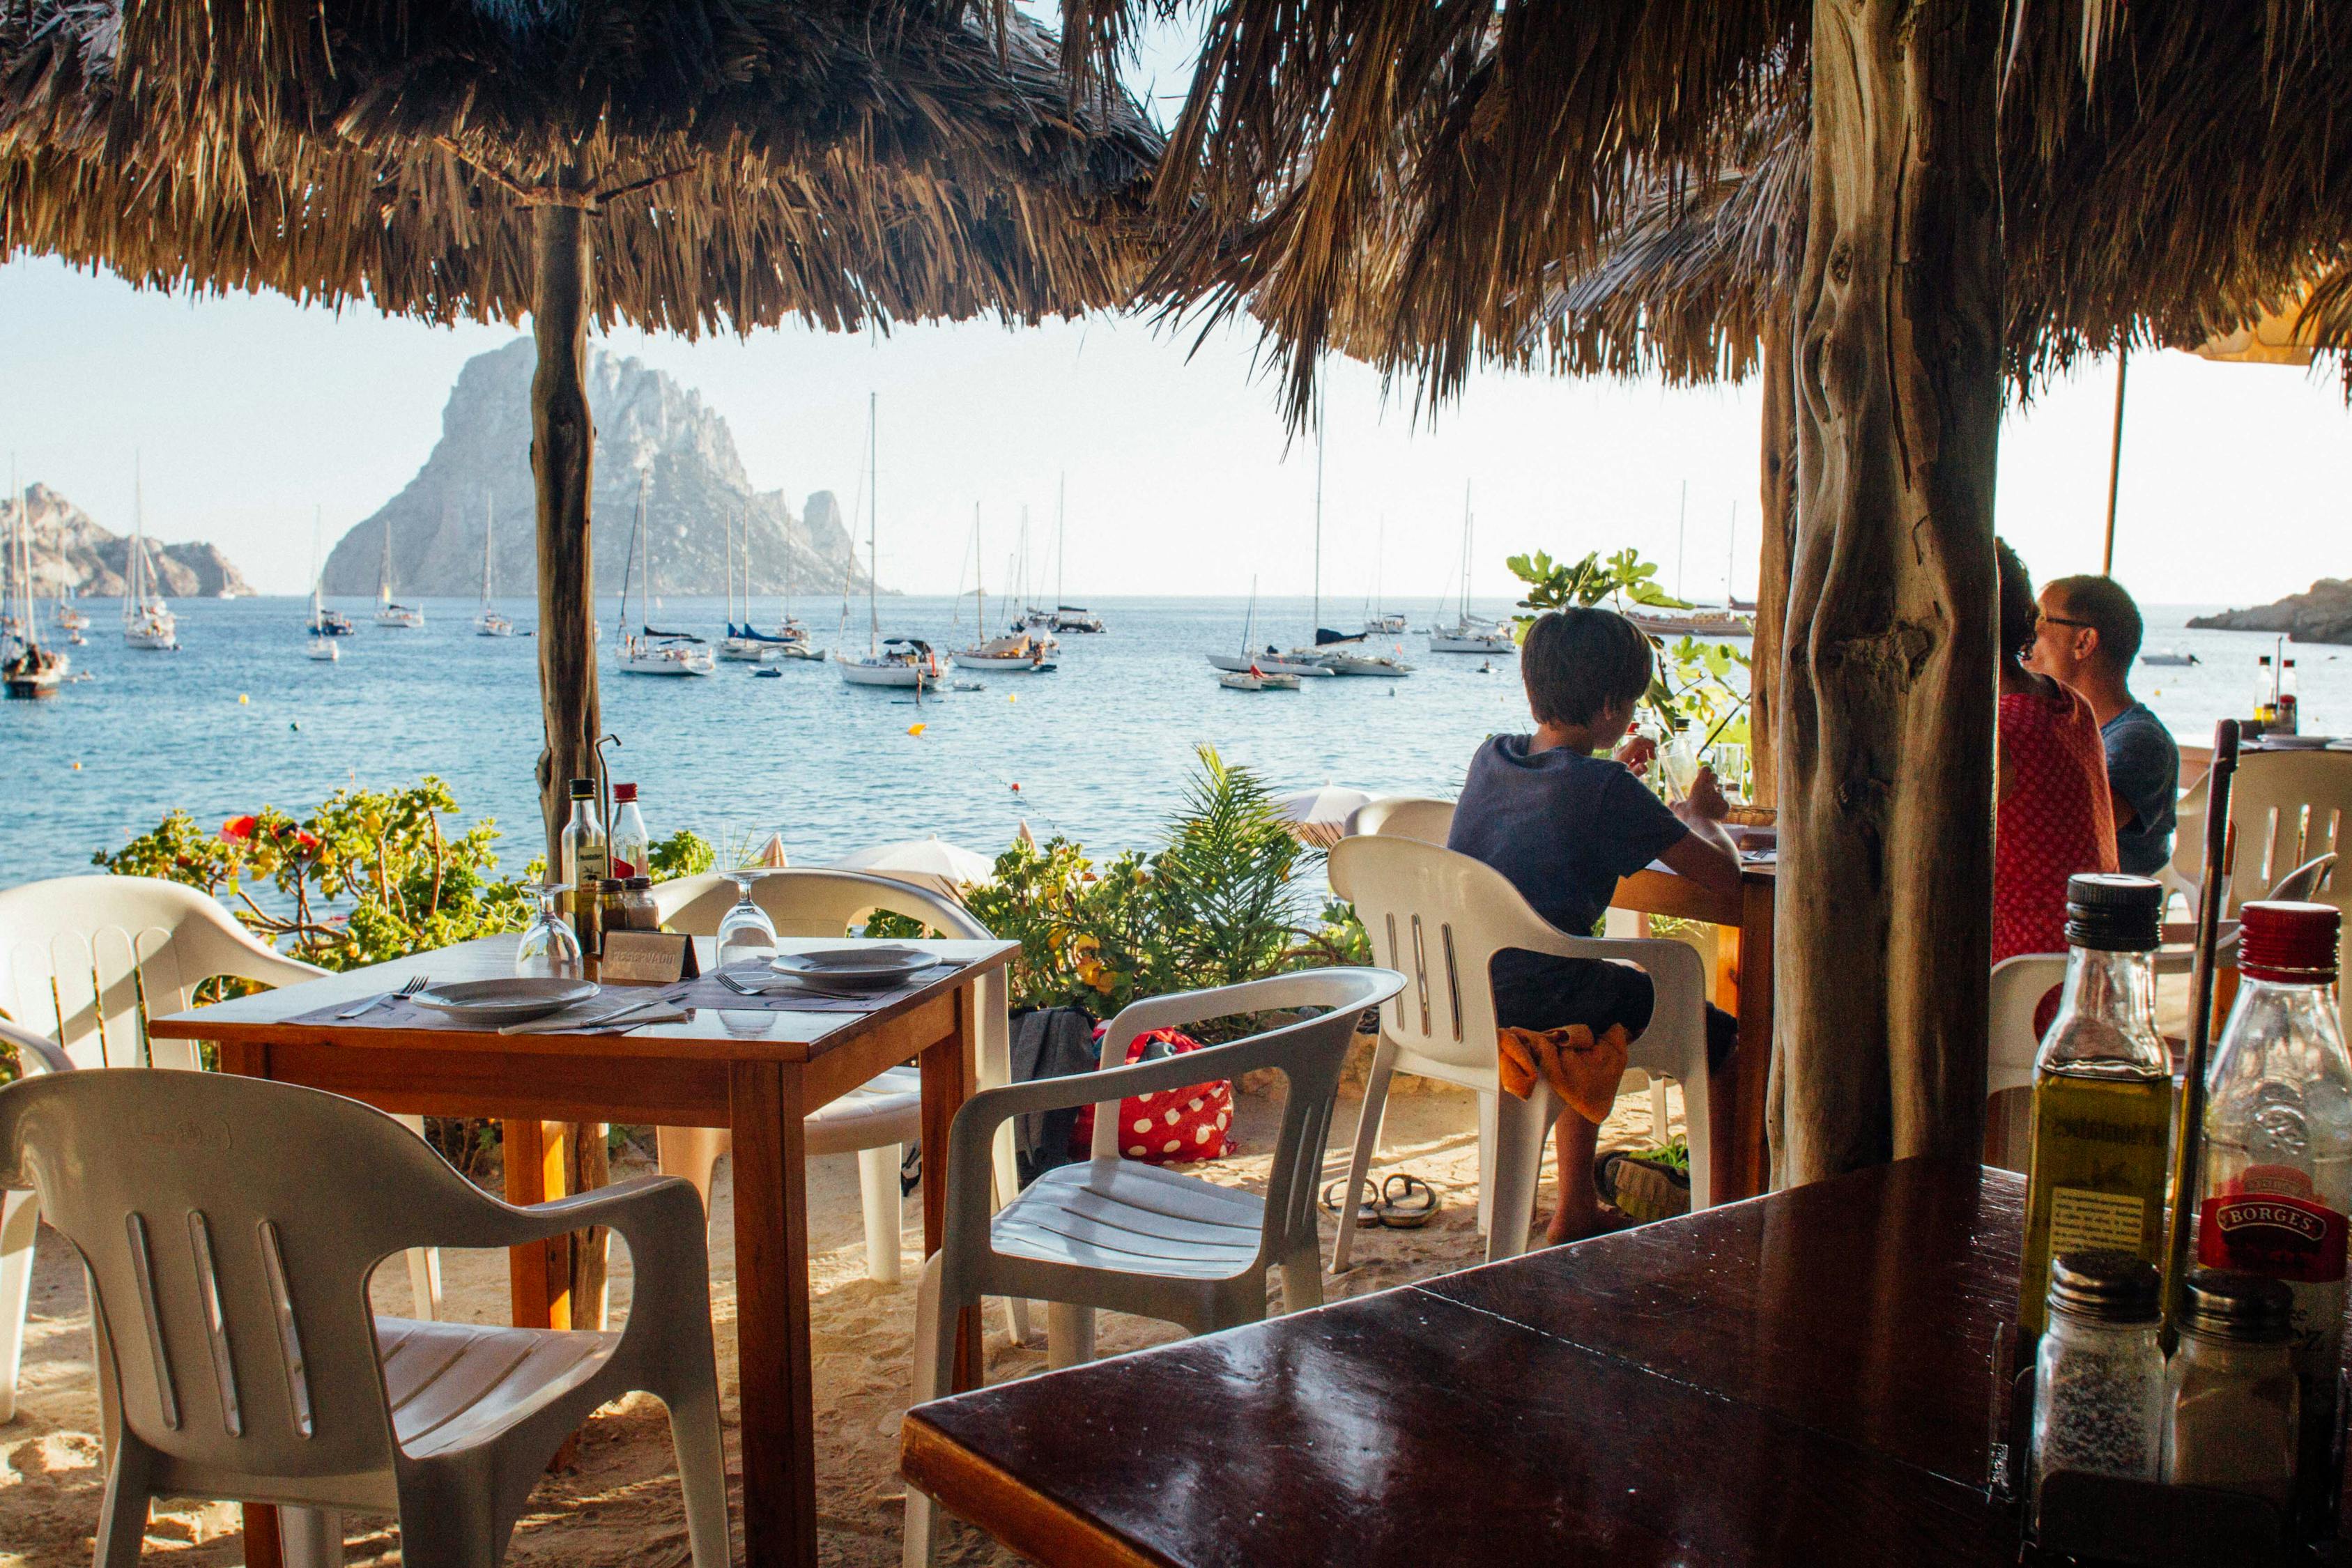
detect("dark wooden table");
top-left (153, 933), bottom-right (1015, 1568)
top-left (902, 1158), bottom-right (2029, 1568)
top-left (1612, 855), bottom-right (1776, 1199)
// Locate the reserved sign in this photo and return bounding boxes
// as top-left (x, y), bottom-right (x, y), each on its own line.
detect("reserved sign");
top-left (599, 931), bottom-right (693, 986)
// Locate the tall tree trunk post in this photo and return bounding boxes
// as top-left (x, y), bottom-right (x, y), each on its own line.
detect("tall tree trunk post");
top-left (1769, 0), bottom-right (2003, 1185)
top-left (529, 201), bottom-right (610, 1328)
top-left (1751, 314), bottom-right (1799, 810)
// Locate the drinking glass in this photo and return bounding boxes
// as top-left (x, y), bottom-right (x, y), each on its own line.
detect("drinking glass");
top-left (1707, 742), bottom-right (1750, 802)
top-left (516, 882), bottom-right (585, 979)
top-left (716, 869), bottom-right (780, 966)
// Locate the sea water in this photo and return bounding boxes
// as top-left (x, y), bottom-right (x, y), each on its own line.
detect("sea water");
top-left (0, 599), bottom-right (2330, 883)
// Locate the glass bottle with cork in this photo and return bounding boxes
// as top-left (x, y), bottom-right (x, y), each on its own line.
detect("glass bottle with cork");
top-left (2018, 874), bottom-right (2174, 1342)
top-left (560, 777), bottom-right (608, 956)
top-left (610, 782), bottom-right (650, 880)
top-left (2193, 898), bottom-right (2351, 1529)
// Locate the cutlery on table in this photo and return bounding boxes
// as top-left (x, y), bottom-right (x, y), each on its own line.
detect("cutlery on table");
top-left (337, 974), bottom-right (429, 1020)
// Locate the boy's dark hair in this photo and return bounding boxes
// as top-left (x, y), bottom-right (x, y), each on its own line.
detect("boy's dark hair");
top-left (1996, 538), bottom-right (2037, 664)
top-left (2045, 574), bottom-right (2145, 670)
top-left (1521, 607), bottom-right (1654, 728)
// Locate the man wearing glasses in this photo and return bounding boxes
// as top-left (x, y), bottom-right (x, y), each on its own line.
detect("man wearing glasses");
top-left (2030, 576), bottom-right (2179, 876)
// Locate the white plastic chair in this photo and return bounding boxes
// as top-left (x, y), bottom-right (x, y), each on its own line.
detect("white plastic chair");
top-left (0, 877), bottom-right (443, 1412)
top-left (653, 870), bottom-right (1018, 1290)
top-left (2160, 767), bottom-right (2208, 912)
top-left (1327, 836), bottom-right (1714, 1268)
top-left (0, 1068), bottom-right (730, 1568)
top-left (1985, 953), bottom-right (2068, 1173)
top-left (0, 1021), bottom-right (72, 1424)
top-left (901, 967), bottom-right (1404, 1568)
top-left (1344, 796), bottom-right (1457, 845)
top-left (2223, 751), bottom-right (2352, 921)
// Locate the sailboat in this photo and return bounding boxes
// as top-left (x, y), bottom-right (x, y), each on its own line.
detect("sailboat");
top-left (121, 463), bottom-right (179, 650)
top-left (473, 495), bottom-right (513, 636)
top-left (1361, 517), bottom-right (1406, 634)
top-left (766, 516), bottom-right (823, 659)
top-left (1044, 478), bottom-right (1105, 633)
top-left (1428, 485), bottom-right (1514, 654)
top-left (1298, 397), bottom-right (1412, 676)
top-left (3, 468), bottom-right (69, 696)
top-left (838, 394), bottom-right (944, 690)
top-left (303, 508), bottom-right (355, 637)
top-left (718, 512), bottom-right (767, 661)
top-left (615, 472), bottom-right (715, 676)
top-left (953, 505), bottom-right (1057, 673)
top-left (1215, 581), bottom-right (1300, 691)
top-left (374, 515), bottom-right (424, 627)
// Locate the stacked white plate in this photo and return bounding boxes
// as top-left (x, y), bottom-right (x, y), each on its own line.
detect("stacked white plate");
top-left (768, 945), bottom-right (938, 992)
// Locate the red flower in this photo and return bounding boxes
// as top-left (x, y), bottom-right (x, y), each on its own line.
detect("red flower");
top-left (293, 831), bottom-right (320, 853)
top-left (220, 815), bottom-right (258, 843)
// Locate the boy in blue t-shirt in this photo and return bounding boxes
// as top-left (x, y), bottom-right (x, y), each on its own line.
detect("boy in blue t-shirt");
top-left (1448, 606), bottom-right (1742, 1242)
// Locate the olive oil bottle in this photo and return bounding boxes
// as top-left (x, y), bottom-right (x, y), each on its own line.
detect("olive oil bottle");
top-left (2018, 875), bottom-right (2174, 1342)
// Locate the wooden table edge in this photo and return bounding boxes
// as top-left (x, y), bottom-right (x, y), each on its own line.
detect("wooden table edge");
top-left (901, 1415), bottom-right (1170, 1568)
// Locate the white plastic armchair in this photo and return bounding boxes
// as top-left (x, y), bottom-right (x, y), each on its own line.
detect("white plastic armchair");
top-left (0, 1068), bottom-right (730, 1568)
top-left (901, 967), bottom-right (1405, 1568)
top-left (1344, 796), bottom-right (1456, 845)
top-left (1986, 953), bottom-right (2068, 1174)
top-left (0, 876), bottom-right (441, 1341)
top-left (653, 869), bottom-right (1017, 1289)
top-left (2224, 752), bottom-right (2352, 921)
top-left (1328, 835), bottom-right (1714, 1268)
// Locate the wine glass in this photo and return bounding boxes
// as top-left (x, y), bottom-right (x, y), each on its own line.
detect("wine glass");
top-left (1707, 742), bottom-right (1750, 803)
top-left (516, 882), bottom-right (585, 979)
top-left (716, 869), bottom-right (780, 967)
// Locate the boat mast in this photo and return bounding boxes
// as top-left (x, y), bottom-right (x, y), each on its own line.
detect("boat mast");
top-left (126, 456), bottom-right (144, 624)
top-left (867, 391), bottom-right (879, 656)
top-left (974, 504), bottom-right (987, 636)
top-left (310, 505), bottom-right (324, 627)
top-left (482, 493), bottom-right (495, 609)
top-left (1055, 475), bottom-right (1066, 610)
top-left (1312, 384), bottom-right (1325, 638)
top-left (1460, 482), bottom-right (1473, 625)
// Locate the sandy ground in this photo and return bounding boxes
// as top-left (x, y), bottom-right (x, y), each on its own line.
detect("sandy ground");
top-left (1, 1078), bottom-right (1683, 1567)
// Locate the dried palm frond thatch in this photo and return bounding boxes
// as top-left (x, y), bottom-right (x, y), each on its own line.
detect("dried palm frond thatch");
top-left (0, 0), bottom-right (1165, 332)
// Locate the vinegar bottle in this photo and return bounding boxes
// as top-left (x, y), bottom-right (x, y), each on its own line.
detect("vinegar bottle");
top-left (2195, 899), bottom-right (2351, 1528)
top-left (560, 778), bottom-right (608, 951)
top-left (2018, 875), bottom-right (2173, 1342)
top-left (610, 782), bottom-right (650, 880)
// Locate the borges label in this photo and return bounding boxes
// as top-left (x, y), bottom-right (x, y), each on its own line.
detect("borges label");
top-left (2199, 1192), bottom-right (2349, 1283)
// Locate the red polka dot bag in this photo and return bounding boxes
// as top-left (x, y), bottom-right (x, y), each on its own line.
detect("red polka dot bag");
top-left (1068, 1026), bottom-right (1236, 1164)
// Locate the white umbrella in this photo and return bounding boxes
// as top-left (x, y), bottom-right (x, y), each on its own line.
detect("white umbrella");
top-left (1275, 784), bottom-right (1382, 848)
top-left (833, 834), bottom-right (998, 896)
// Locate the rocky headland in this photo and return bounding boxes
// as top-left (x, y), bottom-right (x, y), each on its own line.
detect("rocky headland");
top-left (322, 340), bottom-right (871, 599)
top-left (2188, 581), bottom-right (2352, 645)
top-left (3, 484), bottom-right (252, 598)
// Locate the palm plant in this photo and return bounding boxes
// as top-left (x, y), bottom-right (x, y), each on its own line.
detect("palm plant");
top-left (1147, 746), bottom-right (1307, 993)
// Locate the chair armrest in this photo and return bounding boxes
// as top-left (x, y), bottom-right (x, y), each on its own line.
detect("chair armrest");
top-left (0, 1021), bottom-right (71, 1079)
top-left (488, 1175), bottom-right (707, 1247)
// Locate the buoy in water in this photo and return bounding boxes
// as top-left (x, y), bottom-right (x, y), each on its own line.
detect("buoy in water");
top-left (71, 761), bottom-right (81, 771)
top-left (1010, 781), bottom-right (1022, 792)
top-left (238, 693), bottom-right (249, 705)
top-left (908, 723), bottom-right (926, 737)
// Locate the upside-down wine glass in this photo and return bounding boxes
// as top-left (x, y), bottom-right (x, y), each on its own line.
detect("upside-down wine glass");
top-left (516, 882), bottom-right (585, 979)
top-left (716, 869), bottom-right (780, 967)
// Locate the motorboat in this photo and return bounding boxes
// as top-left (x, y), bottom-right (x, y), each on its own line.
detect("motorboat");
top-left (374, 514), bottom-right (424, 627)
top-left (120, 470), bottom-right (178, 650)
top-left (474, 495), bottom-right (514, 636)
top-left (1428, 490), bottom-right (1515, 655)
top-left (612, 472), bottom-right (713, 675)
top-left (951, 507), bottom-right (1058, 673)
top-left (1363, 610), bottom-right (1408, 636)
top-left (1308, 628), bottom-right (1414, 676)
top-left (1050, 605), bottom-right (1105, 634)
top-left (306, 636), bottom-right (340, 663)
top-left (1221, 666), bottom-right (1300, 692)
top-left (2140, 650), bottom-right (2200, 668)
top-left (840, 637), bottom-right (944, 688)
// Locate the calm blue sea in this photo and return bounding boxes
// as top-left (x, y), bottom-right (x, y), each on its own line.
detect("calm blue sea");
top-left (1, 596), bottom-right (2327, 884)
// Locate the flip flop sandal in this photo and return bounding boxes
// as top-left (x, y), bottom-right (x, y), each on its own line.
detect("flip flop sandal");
top-left (1375, 1172), bottom-right (1440, 1229)
top-left (1320, 1178), bottom-right (1383, 1227)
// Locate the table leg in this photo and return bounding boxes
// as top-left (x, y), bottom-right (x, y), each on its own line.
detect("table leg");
top-left (217, 1043), bottom-right (286, 1568)
top-left (1708, 879), bottom-right (1776, 1201)
top-left (502, 1118), bottom-right (573, 1330)
top-left (731, 1061), bottom-right (816, 1568)
top-left (921, 984), bottom-right (982, 1392)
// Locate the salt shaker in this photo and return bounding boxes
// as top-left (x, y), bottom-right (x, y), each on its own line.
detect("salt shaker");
top-left (2162, 1268), bottom-right (2298, 1506)
top-left (2031, 1250), bottom-right (2165, 1509)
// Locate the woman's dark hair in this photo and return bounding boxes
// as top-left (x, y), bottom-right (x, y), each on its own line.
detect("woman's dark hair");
top-left (1521, 607), bottom-right (1655, 728)
top-left (1995, 538), bottom-right (2037, 665)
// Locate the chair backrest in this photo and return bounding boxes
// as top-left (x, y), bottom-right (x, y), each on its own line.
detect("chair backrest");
top-left (0, 877), bottom-right (327, 1070)
top-left (941, 968), bottom-right (1406, 1293)
top-left (1987, 953), bottom-right (2068, 1102)
top-left (654, 868), bottom-right (987, 941)
top-left (0, 1070), bottom-right (493, 1497)
top-left (1345, 797), bottom-right (1456, 845)
top-left (2226, 751), bottom-right (2352, 920)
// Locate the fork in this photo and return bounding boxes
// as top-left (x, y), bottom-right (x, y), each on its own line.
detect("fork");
top-left (338, 974), bottom-right (428, 1020)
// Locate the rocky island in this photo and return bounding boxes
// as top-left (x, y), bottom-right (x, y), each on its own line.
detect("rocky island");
top-left (323, 340), bottom-right (873, 599)
top-left (2188, 581), bottom-right (2352, 645)
top-left (3, 484), bottom-right (252, 598)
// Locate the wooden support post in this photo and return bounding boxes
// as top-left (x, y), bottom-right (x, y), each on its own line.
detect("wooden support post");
top-left (532, 202), bottom-right (600, 873)
top-left (1771, 0), bottom-right (2002, 1185)
top-left (1751, 314), bottom-right (1798, 811)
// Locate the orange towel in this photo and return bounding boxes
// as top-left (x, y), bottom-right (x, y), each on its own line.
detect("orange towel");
top-left (1498, 1023), bottom-right (1632, 1125)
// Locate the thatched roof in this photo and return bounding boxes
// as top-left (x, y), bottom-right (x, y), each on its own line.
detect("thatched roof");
top-left (0, 0), bottom-right (1165, 332)
top-left (1075, 0), bottom-right (2351, 414)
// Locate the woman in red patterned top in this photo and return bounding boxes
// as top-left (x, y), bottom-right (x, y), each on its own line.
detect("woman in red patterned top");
top-left (1995, 539), bottom-right (2117, 962)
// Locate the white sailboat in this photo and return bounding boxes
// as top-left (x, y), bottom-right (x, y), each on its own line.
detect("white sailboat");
top-left (615, 472), bottom-right (715, 676)
top-left (1043, 478), bottom-right (1105, 633)
top-left (4, 466), bottom-right (69, 696)
top-left (1300, 398), bottom-right (1412, 676)
top-left (1428, 485), bottom-right (1514, 654)
top-left (838, 394), bottom-right (944, 690)
top-left (1214, 582), bottom-right (1300, 691)
top-left (473, 495), bottom-right (513, 636)
top-left (304, 507), bottom-right (355, 637)
top-left (1361, 517), bottom-right (1406, 634)
top-left (953, 506), bottom-right (1057, 673)
top-left (121, 462), bottom-right (179, 650)
top-left (375, 515), bottom-right (424, 628)
top-left (765, 516), bottom-right (823, 659)
top-left (719, 512), bottom-right (772, 661)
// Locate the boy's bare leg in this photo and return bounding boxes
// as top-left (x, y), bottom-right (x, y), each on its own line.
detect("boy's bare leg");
top-left (1544, 1109), bottom-right (1614, 1244)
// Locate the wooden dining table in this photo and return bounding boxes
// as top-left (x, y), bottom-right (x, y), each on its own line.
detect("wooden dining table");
top-left (1611, 852), bottom-right (1776, 1199)
top-left (151, 932), bottom-right (1015, 1568)
top-left (900, 1158), bottom-right (2035, 1568)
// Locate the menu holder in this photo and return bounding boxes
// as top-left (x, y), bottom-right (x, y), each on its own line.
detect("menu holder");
top-left (598, 930), bottom-right (698, 987)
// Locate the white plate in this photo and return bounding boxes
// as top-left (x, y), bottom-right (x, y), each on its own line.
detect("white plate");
top-left (2261, 734), bottom-right (2333, 749)
top-left (413, 978), bottom-right (599, 1025)
top-left (770, 945), bottom-right (936, 985)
